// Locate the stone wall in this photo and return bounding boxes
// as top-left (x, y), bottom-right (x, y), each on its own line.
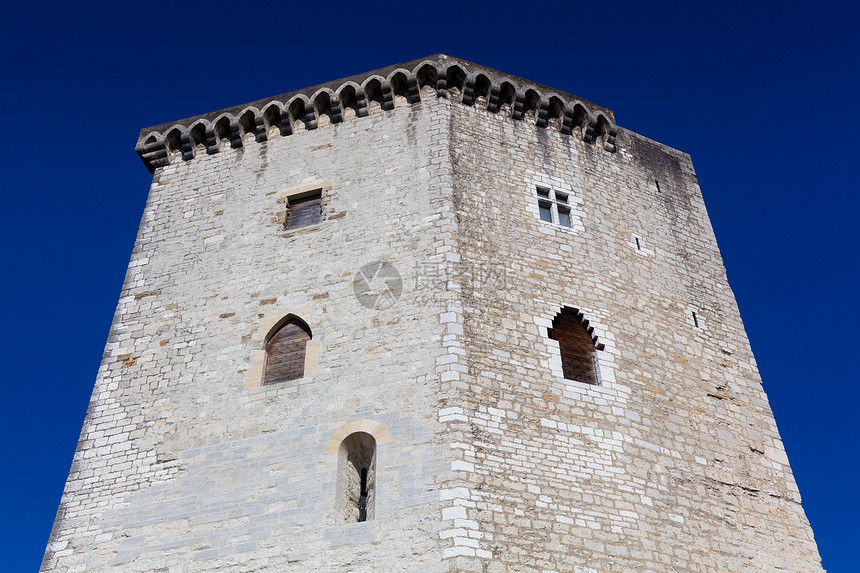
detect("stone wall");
top-left (43, 99), bottom-right (456, 572)
top-left (436, 100), bottom-right (823, 571)
top-left (43, 71), bottom-right (824, 571)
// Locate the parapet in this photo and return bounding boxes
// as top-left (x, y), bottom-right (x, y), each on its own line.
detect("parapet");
top-left (135, 54), bottom-right (620, 173)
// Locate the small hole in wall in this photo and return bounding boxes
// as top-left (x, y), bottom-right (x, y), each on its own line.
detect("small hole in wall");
top-left (635, 237), bottom-right (641, 250)
top-left (655, 179), bottom-right (661, 193)
top-left (692, 311), bottom-right (699, 327)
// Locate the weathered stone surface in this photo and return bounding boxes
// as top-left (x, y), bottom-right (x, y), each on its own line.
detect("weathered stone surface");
top-left (43, 57), bottom-right (823, 572)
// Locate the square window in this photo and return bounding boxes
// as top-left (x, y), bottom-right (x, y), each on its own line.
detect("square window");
top-left (286, 190), bottom-right (322, 229)
top-left (535, 185), bottom-right (574, 228)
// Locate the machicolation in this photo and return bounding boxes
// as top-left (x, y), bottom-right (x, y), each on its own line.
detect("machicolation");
top-left (136, 55), bottom-right (618, 172)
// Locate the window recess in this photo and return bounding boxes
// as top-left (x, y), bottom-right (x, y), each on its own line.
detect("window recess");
top-left (264, 317), bottom-right (312, 384)
top-left (336, 432), bottom-right (377, 523)
top-left (536, 186), bottom-right (571, 228)
top-left (285, 190), bottom-right (322, 229)
top-left (548, 307), bottom-right (603, 385)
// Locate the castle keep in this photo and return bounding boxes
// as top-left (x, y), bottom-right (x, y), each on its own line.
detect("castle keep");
top-left (43, 55), bottom-right (823, 571)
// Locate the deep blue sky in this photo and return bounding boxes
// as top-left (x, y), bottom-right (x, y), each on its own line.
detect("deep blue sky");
top-left (2, 1), bottom-right (857, 571)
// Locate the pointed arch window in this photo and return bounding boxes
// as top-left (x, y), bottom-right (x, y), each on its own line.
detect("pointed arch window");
top-left (548, 307), bottom-right (603, 385)
top-left (264, 317), bottom-right (311, 385)
top-left (336, 432), bottom-right (377, 523)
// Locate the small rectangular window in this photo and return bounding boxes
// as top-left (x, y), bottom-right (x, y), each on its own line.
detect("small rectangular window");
top-left (286, 191), bottom-right (322, 229)
top-left (557, 206), bottom-right (571, 227)
top-left (535, 185), bottom-right (574, 228)
top-left (538, 201), bottom-right (553, 222)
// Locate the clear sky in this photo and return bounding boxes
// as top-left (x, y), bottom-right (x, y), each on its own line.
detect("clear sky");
top-left (2, 1), bottom-right (857, 571)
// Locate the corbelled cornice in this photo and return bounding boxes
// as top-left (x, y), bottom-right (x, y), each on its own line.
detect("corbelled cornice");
top-left (136, 54), bottom-right (619, 173)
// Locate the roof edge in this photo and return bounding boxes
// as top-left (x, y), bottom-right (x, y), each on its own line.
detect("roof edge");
top-left (136, 54), bottom-right (619, 173)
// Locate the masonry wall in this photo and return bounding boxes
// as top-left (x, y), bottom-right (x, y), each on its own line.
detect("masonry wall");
top-left (438, 101), bottom-right (824, 571)
top-left (42, 98), bottom-right (457, 572)
top-left (44, 86), bottom-right (824, 573)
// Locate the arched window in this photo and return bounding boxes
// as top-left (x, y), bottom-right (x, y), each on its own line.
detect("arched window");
top-left (264, 317), bottom-right (311, 385)
top-left (548, 307), bottom-right (602, 385)
top-left (336, 432), bottom-right (376, 523)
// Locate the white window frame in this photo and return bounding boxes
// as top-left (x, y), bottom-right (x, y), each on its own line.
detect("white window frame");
top-left (536, 185), bottom-right (572, 227)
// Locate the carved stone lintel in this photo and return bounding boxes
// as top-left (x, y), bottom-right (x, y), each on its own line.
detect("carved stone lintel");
top-left (486, 86), bottom-right (501, 113)
top-left (355, 91), bottom-right (369, 117)
top-left (304, 109), bottom-right (318, 131)
top-left (462, 78), bottom-right (476, 106)
top-left (330, 101), bottom-right (343, 124)
top-left (436, 77), bottom-right (448, 98)
top-left (536, 103), bottom-right (549, 128)
top-left (255, 115), bottom-right (268, 142)
top-left (512, 95), bottom-right (525, 121)
top-left (407, 76), bottom-right (420, 104)
top-left (380, 82), bottom-right (394, 111)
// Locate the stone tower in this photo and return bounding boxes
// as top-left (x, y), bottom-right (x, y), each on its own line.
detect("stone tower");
top-left (42, 55), bottom-right (823, 572)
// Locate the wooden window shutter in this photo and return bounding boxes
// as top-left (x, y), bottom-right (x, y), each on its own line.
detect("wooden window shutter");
top-left (286, 191), bottom-right (322, 229)
top-left (548, 308), bottom-right (599, 385)
top-left (264, 318), bottom-right (312, 384)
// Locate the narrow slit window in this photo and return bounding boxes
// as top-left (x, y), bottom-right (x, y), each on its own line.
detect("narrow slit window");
top-left (635, 237), bottom-right (641, 250)
top-left (548, 307), bottom-right (602, 385)
top-left (264, 317), bottom-right (312, 384)
top-left (359, 468), bottom-right (369, 522)
top-left (336, 432), bottom-right (377, 523)
top-left (285, 190), bottom-right (322, 229)
top-left (692, 311), bottom-right (699, 327)
top-left (655, 179), bottom-right (661, 193)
